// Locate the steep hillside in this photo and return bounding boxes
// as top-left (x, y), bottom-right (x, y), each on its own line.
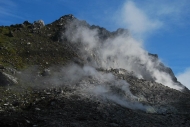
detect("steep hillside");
top-left (0, 14), bottom-right (190, 127)
top-left (0, 15), bottom-right (76, 69)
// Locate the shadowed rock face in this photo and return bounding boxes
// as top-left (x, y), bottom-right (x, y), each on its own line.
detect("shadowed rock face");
top-left (0, 70), bottom-right (17, 86)
top-left (0, 72), bottom-right (10, 86)
top-left (148, 53), bottom-right (175, 80)
top-left (0, 14), bottom-right (190, 127)
top-left (148, 53), bottom-right (186, 91)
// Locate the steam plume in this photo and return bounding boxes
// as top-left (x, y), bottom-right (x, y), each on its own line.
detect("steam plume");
top-left (64, 19), bottom-right (184, 91)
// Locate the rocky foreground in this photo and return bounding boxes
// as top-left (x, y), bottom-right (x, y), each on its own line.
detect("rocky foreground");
top-left (0, 66), bottom-right (189, 127)
top-left (0, 15), bottom-right (190, 127)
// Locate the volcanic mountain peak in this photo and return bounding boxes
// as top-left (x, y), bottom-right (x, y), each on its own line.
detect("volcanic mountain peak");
top-left (0, 14), bottom-right (190, 126)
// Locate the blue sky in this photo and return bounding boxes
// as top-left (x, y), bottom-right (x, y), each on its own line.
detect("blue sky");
top-left (0, 0), bottom-right (190, 87)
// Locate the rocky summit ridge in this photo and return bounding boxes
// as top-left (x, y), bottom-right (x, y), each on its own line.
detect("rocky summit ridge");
top-left (0, 14), bottom-right (190, 127)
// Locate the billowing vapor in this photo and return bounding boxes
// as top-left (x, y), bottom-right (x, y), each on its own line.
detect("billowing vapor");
top-left (18, 64), bottom-right (152, 111)
top-left (64, 19), bottom-right (184, 91)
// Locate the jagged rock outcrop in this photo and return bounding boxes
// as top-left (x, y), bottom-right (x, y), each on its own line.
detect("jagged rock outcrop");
top-left (33, 20), bottom-right (45, 29)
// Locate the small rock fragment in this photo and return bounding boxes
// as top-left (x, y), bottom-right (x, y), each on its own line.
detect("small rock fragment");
top-left (35, 108), bottom-right (40, 111)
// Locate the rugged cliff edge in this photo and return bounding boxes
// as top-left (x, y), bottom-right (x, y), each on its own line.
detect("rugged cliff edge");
top-left (0, 14), bottom-right (190, 127)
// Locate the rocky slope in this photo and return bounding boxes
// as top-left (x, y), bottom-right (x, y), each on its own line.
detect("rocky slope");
top-left (0, 14), bottom-right (190, 127)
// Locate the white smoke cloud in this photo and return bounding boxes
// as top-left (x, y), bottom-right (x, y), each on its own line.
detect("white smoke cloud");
top-left (114, 0), bottom-right (190, 39)
top-left (18, 64), bottom-right (151, 111)
top-left (64, 20), bottom-right (184, 91)
top-left (118, 1), bottom-right (162, 38)
top-left (177, 68), bottom-right (190, 89)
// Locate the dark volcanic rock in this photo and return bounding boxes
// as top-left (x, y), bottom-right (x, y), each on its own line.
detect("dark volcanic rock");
top-left (0, 70), bottom-right (17, 86)
top-left (0, 84), bottom-right (189, 127)
top-left (23, 21), bottom-right (31, 26)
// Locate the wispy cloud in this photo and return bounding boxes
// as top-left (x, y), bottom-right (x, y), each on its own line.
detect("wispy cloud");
top-left (177, 68), bottom-right (190, 89)
top-left (0, 7), bottom-right (23, 19)
top-left (118, 1), bottom-right (162, 38)
top-left (0, 0), bottom-right (24, 22)
top-left (115, 0), bottom-right (190, 38)
top-left (143, 0), bottom-right (190, 27)
top-left (0, 0), bottom-right (17, 7)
